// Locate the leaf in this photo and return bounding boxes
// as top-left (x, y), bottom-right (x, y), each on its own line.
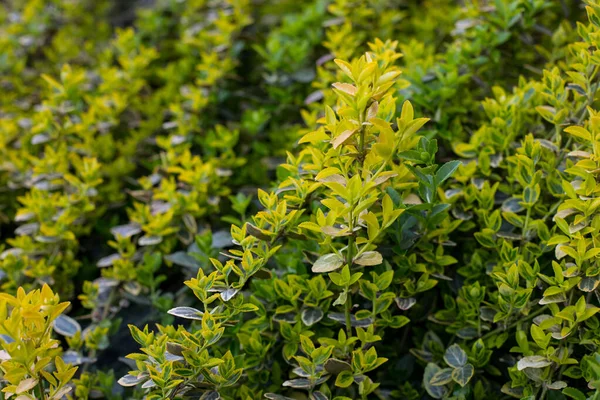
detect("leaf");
top-left (452, 364), bottom-right (474, 387)
top-left (357, 61), bottom-right (376, 82)
top-left (245, 223), bottom-right (272, 241)
top-left (110, 223), bottom-right (142, 238)
top-left (562, 387), bottom-right (587, 400)
top-left (429, 368), bottom-right (453, 386)
top-left (353, 251), bottom-right (383, 266)
top-left (310, 392), bottom-right (328, 400)
top-left (332, 82), bottom-right (357, 96)
top-left (435, 160), bottom-right (461, 185)
top-left (324, 358), bottom-right (352, 374)
top-left (536, 105), bottom-right (556, 123)
top-left (200, 392), bottom-right (220, 400)
top-left (264, 394), bottom-right (295, 400)
top-left (41, 74), bottom-right (63, 91)
top-left (299, 129), bottom-right (329, 144)
top-left (283, 379), bottom-right (313, 389)
top-left (444, 344), bottom-right (467, 368)
top-left (517, 356), bottom-right (552, 371)
top-left (301, 308), bottom-right (324, 326)
top-left (579, 277), bottom-right (599, 292)
top-left (16, 378), bottom-right (38, 393)
top-left (53, 314), bottom-right (81, 337)
top-left (328, 312), bottom-right (372, 327)
top-left (335, 370), bottom-right (354, 388)
top-left (331, 129), bottom-right (357, 149)
top-left (165, 251), bottom-right (200, 269)
top-left (395, 297), bottom-right (416, 310)
top-left (220, 288), bottom-right (239, 302)
top-left (530, 324), bottom-right (550, 350)
top-left (564, 126), bottom-right (592, 141)
top-left (401, 100), bottom-right (414, 121)
top-left (167, 307), bottom-right (203, 320)
top-left (118, 373), bottom-right (147, 387)
top-left (423, 363), bottom-right (448, 399)
top-left (546, 381), bottom-right (567, 390)
top-left (96, 253), bottom-right (121, 268)
top-left (138, 235), bottom-right (162, 246)
top-left (334, 59), bottom-right (353, 79)
top-left (312, 253), bottom-right (344, 273)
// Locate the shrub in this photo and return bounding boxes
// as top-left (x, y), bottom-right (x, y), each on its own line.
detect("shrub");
top-left (3, 1), bottom-right (600, 400)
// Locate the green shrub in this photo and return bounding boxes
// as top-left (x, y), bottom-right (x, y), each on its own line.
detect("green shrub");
top-left (4, 0), bottom-right (600, 399)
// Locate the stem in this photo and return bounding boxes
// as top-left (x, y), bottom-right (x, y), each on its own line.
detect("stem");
top-left (540, 384), bottom-right (548, 400)
top-left (477, 308), bottom-right (482, 337)
top-left (481, 305), bottom-right (549, 341)
top-left (342, 112), bottom-right (367, 339)
top-left (82, 286), bottom-right (118, 374)
top-left (37, 377), bottom-right (46, 400)
top-left (558, 290), bottom-right (580, 380)
top-left (344, 292), bottom-right (353, 338)
top-left (372, 295), bottom-right (377, 323)
top-left (345, 232), bottom-right (354, 338)
top-left (168, 384), bottom-right (182, 400)
top-left (522, 206), bottom-right (532, 240)
top-left (101, 286), bottom-right (117, 321)
top-left (359, 126), bottom-right (366, 163)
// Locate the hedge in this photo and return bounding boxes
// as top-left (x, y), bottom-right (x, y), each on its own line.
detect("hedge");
top-left (2, 1), bottom-right (600, 399)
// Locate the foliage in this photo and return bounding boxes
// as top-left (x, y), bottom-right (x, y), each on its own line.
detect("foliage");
top-left (4, 0), bottom-right (600, 400)
top-left (0, 285), bottom-right (75, 399)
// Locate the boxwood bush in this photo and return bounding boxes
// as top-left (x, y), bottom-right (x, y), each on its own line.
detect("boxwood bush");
top-left (2, 0), bottom-right (600, 399)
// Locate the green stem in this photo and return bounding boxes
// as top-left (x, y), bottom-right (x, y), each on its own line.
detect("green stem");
top-left (101, 286), bottom-right (117, 321)
top-left (558, 290), bottom-right (579, 380)
top-left (344, 292), bottom-right (353, 339)
top-left (37, 377), bottom-right (46, 400)
top-left (345, 233), bottom-right (354, 338)
top-left (540, 384), bottom-right (548, 400)
top-left (82, 286), bottom-right (118, 374)
top-left (342, 111), bottom-right (367, 339)
top-left (358, 112), bottom-right (366, 162)
top-left (481, 305), bottom-right (549, 341)
top-left (522, 206), bottom-right (532, 241)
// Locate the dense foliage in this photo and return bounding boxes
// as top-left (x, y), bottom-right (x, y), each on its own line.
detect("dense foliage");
top-left (4, 0), bottom-right (600, 399)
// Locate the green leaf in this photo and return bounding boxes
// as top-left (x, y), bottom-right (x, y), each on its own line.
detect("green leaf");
top-left (562, 387), bottom-right (587, 400)
top-left (265, 394), bottom-right (295, 400)
top-left (429, 368), bottom-right (453, 386)
top-left (52, 314), bottom-right (81, 337)
top-left (312, 254), bottom-right (344, 273)
top-left (353, 251), bottom-right (383, 266)
top-left (444, 344), bottom-right (467, 368)
top-left (530, 324), bottom-right (550, 350)
top-left (536, 105), bottom-right (557, 123)
top-left (283, 378), bottom-right (313, 389)
top-left (435, 160), bottom-right (461, 185)
top-left (517, 356), bottom-right (552, 371)
top-left (167, 307), bottom-right (203, 320)
top-left (237, 303), bottom-right (259, 313)
top-left (451, 364), bottom-right (474, 387)
top-left (334, 59), bottom-right (354, 80)
top-left (547, 381), bottom-right (567, 390)
top-left (401, 100), bottom-right (414, 121)
top-left (335, 370), bottom-right (354, 388)
top-left (474, 229), bottom-right (497, 248)
top-left (245, 223), bottom-right (272, 241)
top-left (118, 373), bottom-right (146, 387)
top-left (301, 308), bottom-right (324, 327)
top-left (324, 358), bottom-right (352, 375)
top-left (423, 363), bottom-right (447, 399)
top-left (564, 126), bottom-right (592, 141)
